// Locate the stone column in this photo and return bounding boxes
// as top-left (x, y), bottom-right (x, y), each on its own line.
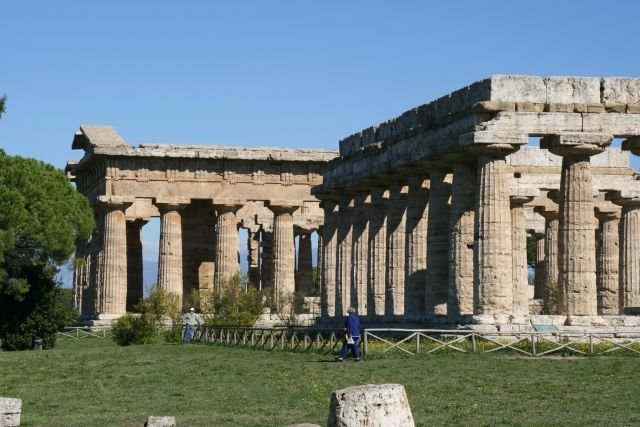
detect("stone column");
top-left (405, 177), bottom-right (429, 317)
top-left (336, 196), bottom-right (354, 317)
top-left (510, 192), bottom-right (537, 317)
top-left (368, 187), bottom-right (388, 316)
top-left (72, 238), bottom-right (88, 313)
top-left (296, 231), bottom-right (313, 296)
top-left (386, 183), bottom-right (408, 316)
top-left (267, 202), bottom-right (299, 311)
top-left (97, 196), bottom-right (133, 318)
top-left (448, 163), bottom-right (475, 319)
top-left (352, 192), bottom-right (371, 314)
top-left (594, 206), bottom-right (621, 314)
top-left (157, 200), bottom-right (187, 305)
top-left (543, 133), bottom-right (611, 316)
top-left (260, 230), bottom-right (274, 291)
top-left (126, 219), bottom-right (146, 311)
top-left (85, 217), bottom-right (104, 318)
top-left (321, 200), bottom-right (338, 317)
top-left (533, 233), bottom-right (546, 300)
top-left (474, 153), bottom-right (513, 317)
top-left (213, 201), bottom-right (243, 289)
top-left (535, 207), bottom-right (560, 311)
top-left (426, 170), bottom-right (451, 317)
top-left (247, 229), bottom-right (261, 288)
top-left (317, 226), bottom-right (324, 298)
top-left (609, 190), bottom-right (640, 311)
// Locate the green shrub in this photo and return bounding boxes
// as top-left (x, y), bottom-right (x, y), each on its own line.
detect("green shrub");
top-left (202, 273), bottom-right (268, 326)
top-left (111, 313), bottom-right (158, 346)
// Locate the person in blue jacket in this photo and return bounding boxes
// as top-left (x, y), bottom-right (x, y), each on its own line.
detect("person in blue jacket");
top-left (336, 307), bottom-right (361, 362)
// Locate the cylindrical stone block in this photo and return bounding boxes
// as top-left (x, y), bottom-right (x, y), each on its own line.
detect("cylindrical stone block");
top-left (336, 196), bottom-right (354, 317)
top-left (126, 219), bottom-right (145, 311)
top-left (596, 211), bottom-right (620, 314)
top-left (405, 177), bottom-right (429, 317)
top-left (386, 184), bottom-right (407, 316)
top-left (369, 188), bottom-right (388, 316)
top-left (534, 234), bottom-right (546, 299)
top-left (213, 205), bottom-right (241, 289)
top-left (426, 171), bottom-right (451, 317)
top-left (157, 208), bottom-right (184, 304)
top-left (296, 232), bottom-right (313, 295)
top-left (511, 200), bottom-right (530, 316)
top-left (100, 206), bottom-right (128, 316)
top-left (270, 206), bottom-right (297, 310)
top-left (620, 205), bottom-right (640, 309)
top-left (321, 201), bottom-right (338, 317)
top-left (352, 193), bottom-right (370, 314)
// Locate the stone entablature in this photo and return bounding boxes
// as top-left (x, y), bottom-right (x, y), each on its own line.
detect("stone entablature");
top-left (68, 126), bottom-right (338, 323)
top-left (315, 75), bottom-right (640, 327)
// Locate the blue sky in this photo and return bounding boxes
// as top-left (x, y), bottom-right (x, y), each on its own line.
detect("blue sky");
top-left (1, 1), bottom-right (639, 284)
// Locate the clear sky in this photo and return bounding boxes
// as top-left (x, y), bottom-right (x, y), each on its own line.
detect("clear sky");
top-left (1, 0), bottom-right (639, 285)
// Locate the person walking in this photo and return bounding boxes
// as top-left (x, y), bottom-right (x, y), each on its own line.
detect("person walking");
top-left (336, 307), bottom-right (361, 361)
top-left (182, 307), bottom-right (202, 344)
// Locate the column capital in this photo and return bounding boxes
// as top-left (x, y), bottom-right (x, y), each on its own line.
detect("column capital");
top-left (595, 205), bottom-right (621, 221)
top-left (621, 136), bottom-right (640, 156)
top-left (606, 190), bottom-right (640, 208)
top-left (266, 200), bottom-right (300, 215)
top-left (212, 199), bottom-right (244, 214)
top-left (460, 131), bottom-right (527, 156)
top-left (155, 197), bottom-right (190, 212)
top-left (510, 188), bottom-right (539, 206)
top-left (97, 195), bottom-right (135, 212)
top-left (541, 132), bottom-right (613, 157)
top-left (534, 205), bottom-right (559, 220)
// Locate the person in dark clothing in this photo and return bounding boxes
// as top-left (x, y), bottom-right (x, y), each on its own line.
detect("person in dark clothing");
top-left (336, 307), bottom-right (361, 361)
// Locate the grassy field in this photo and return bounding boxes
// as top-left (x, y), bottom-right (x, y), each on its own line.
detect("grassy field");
top-left (1, 337), bottom-right (639, 426)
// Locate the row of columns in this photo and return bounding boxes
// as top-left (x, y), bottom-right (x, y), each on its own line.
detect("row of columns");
top-left (319, 132), bottom-right (640, 322)
top-left (73, 199), bottom-right (318, 319)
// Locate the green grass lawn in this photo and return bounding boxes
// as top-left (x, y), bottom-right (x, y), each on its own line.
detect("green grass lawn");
top-left (1, 337), bottom-right (639, 426)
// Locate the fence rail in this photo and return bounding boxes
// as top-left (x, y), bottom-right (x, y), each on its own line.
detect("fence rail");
top-left (57, 327), bottom-right (111, 339)
top-left (363, 329), bottom-right (640, 357)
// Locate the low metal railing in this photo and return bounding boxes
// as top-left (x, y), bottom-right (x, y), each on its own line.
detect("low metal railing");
top-left (195, 326), bottom-right (346, 354)
top-left (57, 326), bottom-right (111, 339)
top-left (363, 329), bottom-right (640, 357)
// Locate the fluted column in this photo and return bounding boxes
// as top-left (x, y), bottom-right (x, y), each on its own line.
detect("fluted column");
top-left (267, 202), bottom-right (299, 311)
top-left (448, 163), bottom-right (475, 319)
top-left (320, 200), bottom-right (338, 317)
top-left (296, 232), bottom-right (313, 296)
top-left (126, 219), bottom-right (146, 311)
top-left (213, 201), bottom-right (243, 289)
top-left (533, 233), bottom-right (546, 299)
top-left (97, 197), bottom-right (132, 317)
top-left (510, 193), bottom-right (536, 316)
top-left (247, 230), bottom-right (261, 288)
top-left (72, 238), bottom-right (88, 313)
top-left (595, 207), bottom-right (621, 314)
top-left (609, 190), bottom-right (640, 311)
top-left (426, 170), bottom-right (451, 317)
top-left (405, 177), bottom-right (429, 317)
top-left (352, 192), bottom-right (371, 313)
top-left (317, 226), bottom-right (323, 298)
top-left (474, 154), bottom-right (513, 316)
top-left (157, 201), bottom-right (186, 305)
top-left (543, 133), bottom-right (611, 316)
top-left (336, 196), bottom-right (354, 317)
top-left (386, 183), bottom-right (408, 316)
top-left (535, 207), bottom-right (560, 311)
top-left (369, 187), bottom-right (388, 316)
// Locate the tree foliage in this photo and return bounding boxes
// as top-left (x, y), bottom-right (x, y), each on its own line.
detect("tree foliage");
top-left (0, 147), bottom-right (94, 350)
top-left (0, 95), bottom-right (6, 119)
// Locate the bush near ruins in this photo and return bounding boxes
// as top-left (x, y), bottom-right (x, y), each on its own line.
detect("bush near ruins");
top-left (112, 288), bottom-right (182, 345)
top-left (0, 119), bottom-right (94, 350)
top-left (542, 280), bottom-right (559, 315)
top-left (198, 273), bottom-right (268, 327)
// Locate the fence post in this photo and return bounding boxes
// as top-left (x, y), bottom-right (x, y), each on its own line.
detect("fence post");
top-left (472, 333), bottom-right (477, 353)
top-left (532, 333), bottom-right (536, 357)
top-left (589, 334), bottom-right (593, 354)
top-left (416, 332), bottom-right (420, 354)
top-left (363, 330), bottom-right (368, 358)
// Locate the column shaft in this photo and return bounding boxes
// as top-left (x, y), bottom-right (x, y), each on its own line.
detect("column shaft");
top-left (157, 209), bottom-right (184, 303)
top-left (511, 203), bottom-right (529, 316)
top-left (405, 177), bottom-right (429, 317)
top-left (352, 193), bottom-right (370, 314)
top-left (474, 155), bottom-right (513, 315)
top-left (386, 184), bottom-right (407, 316)
top-left (321, 201), bottom-right (338, 317)
top-left (100, 208), bottom-right (128, 316)
top-left (248, 230), bottom-right (261, 288)
top-left (126, 220), bottom-right (145, 311)
top-left (620, 206), bottom-right (640, 309)
top-left (271, 208), bottom-right (296, 310)
top-left (214, 206), bottom-right (241, 288)
top-left (336, 197), bottom-right (353, 316)
top-left (557, 156), bottom-right (597, 315)
top-left (426, 171), bottom-right (451, 316)
top-left (368, 188), bottom-right (388, 316)
top-left (296, 232), bottom-right (313, 295)
top-left (448, 163), bottom-right (475, 318)
top-left (534, 234), bottom-right (546, 299)
top-left (597, 214), bottom-right (620, 314)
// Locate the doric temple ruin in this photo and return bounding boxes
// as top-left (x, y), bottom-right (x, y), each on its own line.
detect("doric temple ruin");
top-left (313, 75), bottom-right (640, 329)
top-left (67, 126), bottom-right (337, 323)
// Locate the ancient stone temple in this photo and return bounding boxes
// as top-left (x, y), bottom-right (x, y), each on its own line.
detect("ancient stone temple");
top-left (313, 75), bottom-right (640, 328)
top-left (67, 126), bottom-right (337, 323)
